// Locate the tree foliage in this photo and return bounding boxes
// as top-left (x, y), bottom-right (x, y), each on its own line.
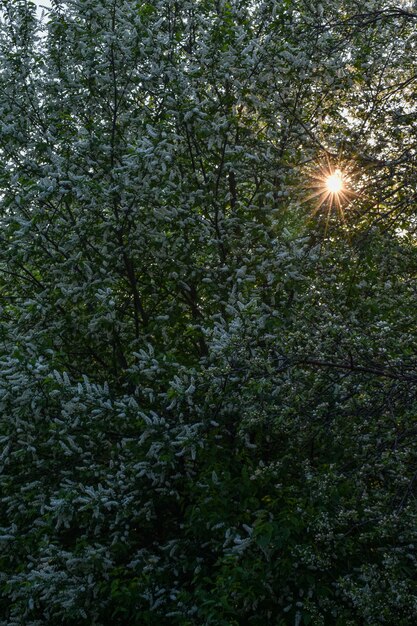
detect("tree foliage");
top-left (0, 0), bottom-right (417, 624)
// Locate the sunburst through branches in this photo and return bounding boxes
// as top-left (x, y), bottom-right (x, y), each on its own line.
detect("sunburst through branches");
top-left (305, 157), bottom-right (356, 230)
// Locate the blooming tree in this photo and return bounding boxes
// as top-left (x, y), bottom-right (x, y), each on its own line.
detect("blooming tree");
top-left (0, 1), bottom-right (417, 624)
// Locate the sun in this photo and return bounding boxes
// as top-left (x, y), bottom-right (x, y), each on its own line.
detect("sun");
top-left (303, 157), bottom-right (356, 226)
top-left (326, 169), bottom-right (343, 194)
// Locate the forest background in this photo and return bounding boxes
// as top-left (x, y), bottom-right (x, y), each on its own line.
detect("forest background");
top-left (0, 1), bottom-right (417, 624)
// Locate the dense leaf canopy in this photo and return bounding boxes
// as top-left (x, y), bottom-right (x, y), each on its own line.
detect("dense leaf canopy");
top-left (0, 1), bottom-right (417, 624)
